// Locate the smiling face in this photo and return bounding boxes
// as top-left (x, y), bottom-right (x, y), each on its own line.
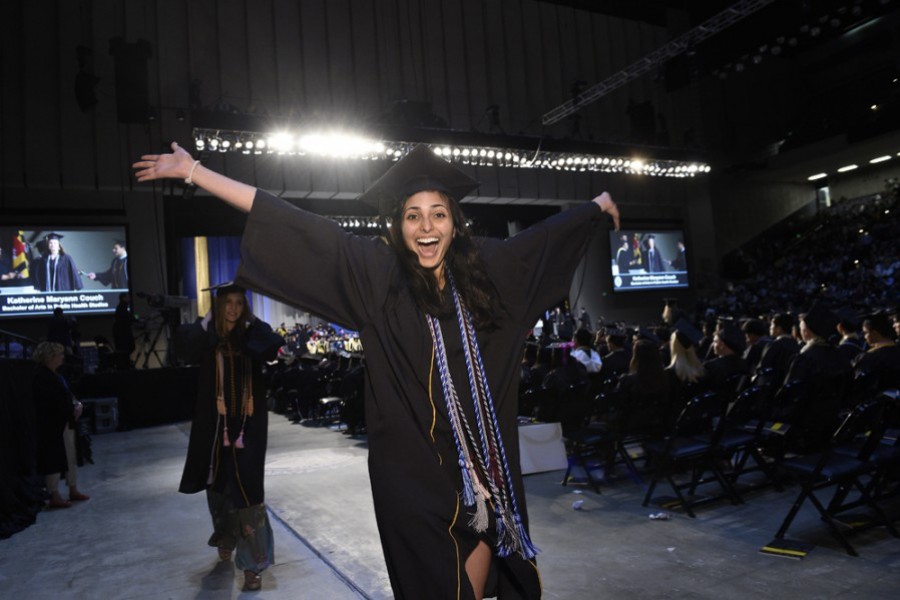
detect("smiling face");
top-left (47, 239), bottom-right (60, 255)
top-left (222, 292), bottom-right (245, 330)
top-left (400, 190), bottom-right (455, 281)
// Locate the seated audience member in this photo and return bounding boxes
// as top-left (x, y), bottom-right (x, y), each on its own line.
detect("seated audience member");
top-left (539, 346), bottom-right (588, 424)
top-left (704, 323), bottom-right (749, 398)
top-left (835, 307), bottom-right (865, 363)
top-left (521, 345), bottom-right (552, 394)
top-left (571, 328), bottom-right (603, 374)
top-left (853, 312), bottom-right (900, 390)
top-left (600, 330), bottom-right (630, 380)
top-left (697, 319), bottom-right (715, 360)
top-left (758, 313), bottom-right (800, 386)
top-left (784, 303), bottom-right (852, 387)
top-left (667, 320), bottom-right (708, 410)
top-left (613, 339), bottom-right (670, 436)
top-left (741, 318), bottom-right (771, 376)
top-left (542, 346), bottom-right (588, 399)
top-left (661, 298), bottom-right (685, 326)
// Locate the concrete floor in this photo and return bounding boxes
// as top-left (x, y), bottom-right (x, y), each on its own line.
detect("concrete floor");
top-left (2, 415), bottom-right (900, 599)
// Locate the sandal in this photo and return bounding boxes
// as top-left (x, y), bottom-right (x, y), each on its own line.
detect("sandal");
top-left (217, 547), bottom-right (232, 561)
top-left (243, 570), bottom-right (262, 591)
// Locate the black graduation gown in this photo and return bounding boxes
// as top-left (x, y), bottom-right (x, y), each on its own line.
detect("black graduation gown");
top-left (33, 254), bottom-right (83, 291)
top-left (32, 365), bottom-right (72, 477)
top-left (852, 344), bottom-right (900, 389)
top-left (784, 340), bottom-right (852, 387)
top-left (704, 354), bottom-right (750, 398)
top-left (94, 256), bottom-right (128, 288)
top-left (236, 190), bottom-right (602, 599)
top-left (759, 335), bottom-right (799, 385)
top-left (176, 319), bottom-right (282, 507)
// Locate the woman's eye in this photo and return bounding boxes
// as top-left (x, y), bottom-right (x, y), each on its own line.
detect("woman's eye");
top-left (405, 213), bottom-right (418, 221)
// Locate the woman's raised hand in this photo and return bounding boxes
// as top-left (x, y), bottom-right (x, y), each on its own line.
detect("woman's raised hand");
top-left (592, 192), bottom-right (620, 231)
top-left (133, 141), bottom-right (194, 182)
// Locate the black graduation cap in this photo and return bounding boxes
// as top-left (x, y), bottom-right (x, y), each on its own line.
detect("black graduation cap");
top-left (358, 145), bottom-right (479, 216)
top-left (741, 318), bottom-right (768, 337)
top-left (202, 281), bottom-right (246, 296)
top-left (44, 232), bottom-right (65, 241)
top-left (637, 327), bottom-right (660, 345)
top-left (834, 307), bottom-right (862, 329)
top-left (716, 315), bottom-right (735, 328)
top-left (800, 302), bottom-right (839, 337)
top-left (717, 323), bottom-right (746, 354)
top-left (673, 318), bottom-right (702, 349)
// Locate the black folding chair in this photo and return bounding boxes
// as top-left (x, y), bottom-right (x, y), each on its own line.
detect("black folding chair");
top-left (642, 392), bottom-right (741, 517)
top-left (716, 384), bottom-right (784, 492)
top-left (771, 394), bottom-right (900, 556)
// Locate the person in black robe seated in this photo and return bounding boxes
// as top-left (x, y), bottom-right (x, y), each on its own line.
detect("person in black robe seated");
top-left (600, 330), bottom-right (630, 381)
top-left (697, 318), bottom-right (716, 361)
top-left (835, 307), bottom-right (865, 363)
top-left (784, 304), bottom-right (852, 387)
top-left (666, 320), bottom-right (708, 415)
top-left (758, 313), bottom-right (799, 387)
top-left (613, 339), bottom-right (671, 437)
top-left (853, 312), bottom-right (900, 391)
top-left (782, 303), bottom-right (852, 450)
top-left (704, 323), bottom-right (749, 400)
top-left (741, 318), bottom-right (771, 377)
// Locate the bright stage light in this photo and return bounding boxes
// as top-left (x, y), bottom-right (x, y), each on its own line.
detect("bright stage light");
top-left (192, 127), bottom-right (711, 178)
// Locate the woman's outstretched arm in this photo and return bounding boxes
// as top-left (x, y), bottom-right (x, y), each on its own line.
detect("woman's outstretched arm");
top-left (132, 141), bottom-right (257, 213)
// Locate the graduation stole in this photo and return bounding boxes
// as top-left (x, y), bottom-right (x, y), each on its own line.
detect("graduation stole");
top-left (214, 342), bottom-right (254, 449)
top-left (425, 270), bottom-right (538, 560)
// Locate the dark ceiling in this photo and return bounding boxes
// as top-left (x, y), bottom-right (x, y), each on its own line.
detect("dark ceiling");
top-left (542, 1), bottom-right (900, 163)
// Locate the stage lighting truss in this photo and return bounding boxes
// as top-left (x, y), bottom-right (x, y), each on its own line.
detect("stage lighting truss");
top-left (329, 216), bottom-right (382, 231)
top-left (192, 128), bottom-right (711, 178)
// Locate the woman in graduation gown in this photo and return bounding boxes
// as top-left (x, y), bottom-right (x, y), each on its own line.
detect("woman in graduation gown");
top-left (135, 143), bottom-right (619, 599)
top-left (174, 283), bottom-right (283, 591)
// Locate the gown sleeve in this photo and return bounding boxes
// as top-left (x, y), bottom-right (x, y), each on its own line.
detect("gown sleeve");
top-left (235, 190), bottom-right (393, 331)
top-left (244, 318), bottom-right (284, 362)
top-left (481, 201), bottom-right (603, 325)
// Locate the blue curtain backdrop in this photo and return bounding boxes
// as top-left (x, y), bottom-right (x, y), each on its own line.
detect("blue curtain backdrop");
top-left (180, 236), bottom-right (248, 309)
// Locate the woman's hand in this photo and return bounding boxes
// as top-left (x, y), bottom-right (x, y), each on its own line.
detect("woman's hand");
top-left (592, 192), bottom-right (620, 231)
top-left (133, 142), bottom-right (195, 182)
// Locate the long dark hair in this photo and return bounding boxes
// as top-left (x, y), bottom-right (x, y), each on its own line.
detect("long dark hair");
top-left (629, 339), bottom-right (667, 392)
top-left (386, 191), bottom-right (502, 329)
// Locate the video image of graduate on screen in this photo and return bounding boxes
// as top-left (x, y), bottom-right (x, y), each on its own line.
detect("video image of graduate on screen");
top-left (609, 229), bottom-right (689, 292)
top-left (0, 227), bottom-right (129, 318)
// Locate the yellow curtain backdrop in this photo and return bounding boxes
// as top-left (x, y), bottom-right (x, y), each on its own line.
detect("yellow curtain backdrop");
top-left (194, 236), bottom-right (210, 317)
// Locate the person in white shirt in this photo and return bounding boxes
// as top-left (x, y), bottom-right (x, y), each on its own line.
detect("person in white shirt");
top-left (571, 328), bottom-right (603, 373)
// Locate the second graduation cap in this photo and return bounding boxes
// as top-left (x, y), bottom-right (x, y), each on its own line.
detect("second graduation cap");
top-left (358, 145), bottom-right (479, 216)
top-left (202, 281), bottom-right (246, 296)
